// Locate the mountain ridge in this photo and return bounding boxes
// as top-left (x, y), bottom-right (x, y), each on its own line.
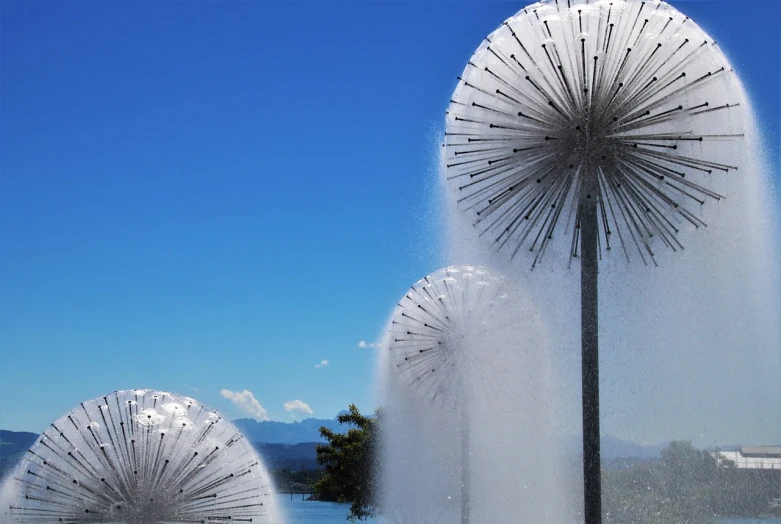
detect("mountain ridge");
top-left (3, 423), bottom-right (720, 480)
top-left (233, 416), bottom-right (342, 445)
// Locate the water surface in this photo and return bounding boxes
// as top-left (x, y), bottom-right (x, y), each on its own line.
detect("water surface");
top-left (276, 495), bottom-right (374, 524)
top-left (276, 496), bottom-right (777, 524)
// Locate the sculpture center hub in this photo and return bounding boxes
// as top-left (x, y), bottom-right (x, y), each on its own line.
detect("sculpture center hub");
top-left (567, 118), bottom-right (617, 164)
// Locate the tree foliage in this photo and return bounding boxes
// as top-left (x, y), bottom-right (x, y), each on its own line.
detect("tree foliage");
top-left (272, 468), bottom-right (324, 493)
top-left (314, 404), bottom-right (379, 521)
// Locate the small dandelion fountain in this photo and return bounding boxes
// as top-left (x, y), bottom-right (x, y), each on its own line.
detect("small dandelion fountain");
top-left (443, 1), bottom-right (745, 522)
top-left (6, 389), bottom-right (278, 523)
top-left (388, 265), bottom-right (511, 524)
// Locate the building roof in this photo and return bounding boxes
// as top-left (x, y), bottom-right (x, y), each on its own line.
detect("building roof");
top-left (739, 446), bottom-right (781, 457)
top-left (711, 447), bottom-right (781, 470)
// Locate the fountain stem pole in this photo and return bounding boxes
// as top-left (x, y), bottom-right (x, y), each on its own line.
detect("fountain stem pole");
top-left (461, 393), bottom-right (471, 524)
top-left (581, 185), bottom-right (602, 524)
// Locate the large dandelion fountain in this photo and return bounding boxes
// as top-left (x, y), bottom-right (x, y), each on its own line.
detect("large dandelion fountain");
top-left (444, 0), bottom-right (745, 522)
top-left (5, 389), bottom-right (279, 523)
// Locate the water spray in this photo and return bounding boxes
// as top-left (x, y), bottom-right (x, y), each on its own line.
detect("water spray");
top-left (388, 265), bottom-right (510, 524)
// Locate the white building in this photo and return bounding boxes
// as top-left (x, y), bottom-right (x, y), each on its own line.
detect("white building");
top-left (711, 446), bottom-right (781, 470)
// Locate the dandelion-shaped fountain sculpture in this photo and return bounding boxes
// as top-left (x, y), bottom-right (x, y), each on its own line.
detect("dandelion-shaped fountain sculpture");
top-left (7, 389), bottom-right (277, 523)
top-left (444, 1), bottom-right (744, 522)
top-left (389, 265), bottom-right (510, 524)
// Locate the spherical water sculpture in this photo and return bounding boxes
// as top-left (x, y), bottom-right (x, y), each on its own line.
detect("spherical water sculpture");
top-left (445, 0), bottom-right (744, 267)
top-left (389, 265), bottom-right (510, 406)
top-left (7, 389), bottom-right (278, 523)
top-left (389, 265), bottom-right (510, 524)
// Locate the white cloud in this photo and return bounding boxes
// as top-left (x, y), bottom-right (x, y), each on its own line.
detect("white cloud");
top-left (357, 340), bottom-right (379, 349)
top-left (315, 359), bottom-right (329, 368)
top-left (220, 389), bottom-right (270, 421)
top-left (283, 399), bottom-right (314, 416)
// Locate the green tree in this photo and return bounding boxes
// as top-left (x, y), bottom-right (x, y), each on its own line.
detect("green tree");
top-left (601, 440), bottom-right (778, 524)
top-left (314, 404), bottom-right (379, 521)
top-left (272, 468), bottom-right (324, 493)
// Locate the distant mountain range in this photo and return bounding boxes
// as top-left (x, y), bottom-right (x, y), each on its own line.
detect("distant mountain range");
top-left (2, 420), bottom-right (689, 480)
top-left (233, 416), bottom-right (343, 445)
top-left (255, 442), bottom-right (320, 471)
top-left (0, 430), bottom-right (38, 479)
top-left (565, 434), bottom-right (666, 460)
top-left (234, 417), bottom-right (672, 460)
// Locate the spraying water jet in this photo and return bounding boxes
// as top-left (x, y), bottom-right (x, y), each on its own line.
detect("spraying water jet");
top-left (388, 265), bottom-right (511, 524)
top-left (380, 265), bottom-right (567, 523)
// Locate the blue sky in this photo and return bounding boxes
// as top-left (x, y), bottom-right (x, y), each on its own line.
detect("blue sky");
top-left (1, 0), bottom-right (779, 433)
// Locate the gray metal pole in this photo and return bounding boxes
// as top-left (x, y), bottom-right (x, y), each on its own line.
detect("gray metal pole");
top-left (461, 394), bottom-right (471, 524)
top-left (581, 187), bottom-right (602, 524)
